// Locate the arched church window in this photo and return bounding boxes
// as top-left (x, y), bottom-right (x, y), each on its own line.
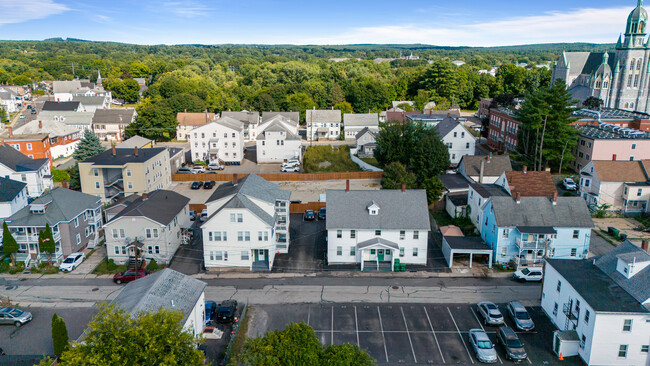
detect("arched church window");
top-left (631, 59), bottom-right (636, 69)
top-left (596, 81), bottom-right (602, 88)
top-left (604, 81), bottom-right (609, 88)
top-left (629, 74), bottom-right (634, 87)
top-left (625, 103), bottom-right (629, 108)
top-left (635, 75), bottom-right (640, 87)
top-left (640, 21), bottom-right (645, 33)
top-left (631, 102), bottom-right (635, 108)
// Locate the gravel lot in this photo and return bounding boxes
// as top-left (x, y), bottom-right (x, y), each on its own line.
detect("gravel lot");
top-left (278, 179), bottom-right (381, 202)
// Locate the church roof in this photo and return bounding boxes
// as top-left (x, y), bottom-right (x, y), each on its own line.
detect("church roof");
top-left (563, 52), bottom-right (617, 78)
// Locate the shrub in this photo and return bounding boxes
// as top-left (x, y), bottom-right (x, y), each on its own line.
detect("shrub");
top-left (146, 259), bottom-right (160, 272)
top-left (0, 261), bottom-right (9, 273)
top-left (52, 169), bottom-right (70, 183)
top-left (9, 262), bottom-right (25, 274)
top-left (106, 259), bottom-right (118, 271)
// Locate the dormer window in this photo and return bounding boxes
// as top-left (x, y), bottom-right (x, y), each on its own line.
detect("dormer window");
top-left (367, 201), bottom-right (380, 215)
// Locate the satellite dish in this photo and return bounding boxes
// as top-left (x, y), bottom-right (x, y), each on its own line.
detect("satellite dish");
top-left (137, 236), bottom-right (145, 242)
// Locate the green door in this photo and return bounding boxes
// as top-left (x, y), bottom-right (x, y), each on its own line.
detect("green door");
top-left (377, 249), bottom-right (384, 261)
top-left (254, 250), bottom-right (259, 262)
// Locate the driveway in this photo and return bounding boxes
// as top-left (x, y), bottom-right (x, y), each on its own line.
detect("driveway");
top-left (273, 213), bottom-right (327, 272)
top-left (592, 217), bottom-right (650, 240)
top-left (588, 231), bottom-right (615, 258)
top-left (168, 220), bottom-right (204, 275)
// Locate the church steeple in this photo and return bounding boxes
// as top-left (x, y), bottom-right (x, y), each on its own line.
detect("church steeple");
top-left (624, 0), bottom-right (648, 48)
top-left (616, 34), bottom-right (623, 49)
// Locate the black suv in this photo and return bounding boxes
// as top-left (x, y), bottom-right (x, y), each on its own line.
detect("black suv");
top-left (216, 300), bottom-right (238, 324)
top-left (496, 326), bottom-right (527, 362)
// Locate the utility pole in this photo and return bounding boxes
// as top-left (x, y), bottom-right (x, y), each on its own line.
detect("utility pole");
top-left (538, 115), bottom-right (548, 171)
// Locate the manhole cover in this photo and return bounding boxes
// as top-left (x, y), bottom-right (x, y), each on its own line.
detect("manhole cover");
top-left (91, 288), bottom-right (99, 292)
top-left (392, 286), bottom-right (399, 290)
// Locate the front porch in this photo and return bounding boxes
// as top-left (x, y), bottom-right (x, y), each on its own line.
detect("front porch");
top-left (357, 238), bottom-right (398, 272)
top-left (514, 226), bottom-right (556, 269)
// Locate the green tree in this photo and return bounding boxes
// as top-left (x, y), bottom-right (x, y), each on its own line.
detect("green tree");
top-left (381, 162), bottom-right (416, 189)
top-left (496, 64), bottom-right (527, 96)
top-left (419, 59), bottom-right (459, 103)
top-left (333, 101), bottom-right (353, 114)
top-left (414, 89), bottom-right (431, 111)
top-left (582, 96), bottom-right (603, 110)
top-left (39, 223), bottom-right (56, 266)
top-left (129, 61), bottom-right (150, 78)
top-left (67, 164), bottom-right (81, 191)
top-left (51, 313), bottom-right (69, 358)
top-left (73, 129), bottom-right (104, 162)
top-left (516, 80), bottom-right (577, 171)
top-left (120, 78), bottom-right (141, 103)
top-left (0, 107), bottom-right (6, 123)
top-left (59, 304), bottom-right (204, 366)
top-left (2, 221), bottom-right (18, 266)
top-left (238, 322), bottom-right (374, 366)
top-left (128, 97), bottom-right (177, 140)
top-left (286, 92), bottom-right (315, 123)
top-left (421, 176), bottom-right (446, 204)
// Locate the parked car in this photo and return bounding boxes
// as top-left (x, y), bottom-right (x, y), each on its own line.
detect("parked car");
top-left (31, 109), bottom-right (36, 115)
top-left (506, 302), bottom-right (535, 331)
top-left (216, 300), bottom-right (238, 324)
top-left (113, 269), bottom-right (149, 284)
top-left (281, 165), bottom-right (300, 172)
top-left (513, 267), bottom-right (543, 282)
top-left (191, 181), bottom-right (203, 189)
top-left (468, 329), bottom-right (498, 363)
top-left (191, 166), bottom-right (206, 174)
top-left (205, 301), bottom-right (217, 326)
top-left (59, 252), bottom-right (86, 272)
top-left (18, 114), bottom-right (24, 119)
top-left (563, 177), bottom-right (577, 191)
top-left (177, 167), bottom-right (195, 174)
top-left (203, 181), bottom-right (215, 189)
top-left (304, 210), bottom-right (315, 220)
top-left (282, 159), bottom-right (299, 167)
top-left (200, 209), bottom-right (208, 222)
top-left (318, 207), bottom-right (326, 220)
top-left (189, 210), bottom-right (196, 221)
top-left (496, 326), bottom-right (528, 362)
top-left (112, 100), bottom-right (123, 106)
top-left (0, 307), bottom-right (32, 327)
top-left (207, 163), bottom-right (224, 171)
top-left (477, 301), bottom-right (504, 326)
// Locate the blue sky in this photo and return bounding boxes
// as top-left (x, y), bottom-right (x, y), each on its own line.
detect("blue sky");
top-left (0, 0), bottom-right (641, 46)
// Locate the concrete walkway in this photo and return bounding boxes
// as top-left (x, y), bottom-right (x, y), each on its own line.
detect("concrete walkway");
top-left (69, 244), bottom-right (106, 276)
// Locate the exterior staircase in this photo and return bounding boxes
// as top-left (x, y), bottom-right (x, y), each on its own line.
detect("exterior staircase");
top-left (362, 261), bottom-right (392, 272)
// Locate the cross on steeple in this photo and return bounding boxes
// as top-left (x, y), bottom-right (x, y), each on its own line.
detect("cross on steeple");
top-left (639, 0), bottom-right (644, 8)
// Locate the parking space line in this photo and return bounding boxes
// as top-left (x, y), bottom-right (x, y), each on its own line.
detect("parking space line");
top-left (400, 306), bottom-right (418, 363)
top-left (470, 307), bottom-right (486, 332)
top-left (376, 306), bottom-right (389, 363)
top-left (307, 305), bottom-right (311, 326)
top-left (447, 307), bottom-right (475, 364)
top-left (354, 306), bottom-right (359, 346)
top-left (331, 306), bottom-right (334, 345)
top-left (424, 307), bottom-right (445, 364)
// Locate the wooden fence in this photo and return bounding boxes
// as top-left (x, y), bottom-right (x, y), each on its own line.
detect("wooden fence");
top-left (189, 204), bottom-right (207, 213)
top-left (172, 171), bottom-right (382, 182)
top-left (289, 202), bottom-right (326, 213)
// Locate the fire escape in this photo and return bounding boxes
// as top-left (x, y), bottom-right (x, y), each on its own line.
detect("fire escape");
top-left (563, 298), bottom-right (579, 330)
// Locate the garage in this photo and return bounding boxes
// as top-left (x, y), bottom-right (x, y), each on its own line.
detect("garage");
top-left (442, 235), bottom-right (493, 269)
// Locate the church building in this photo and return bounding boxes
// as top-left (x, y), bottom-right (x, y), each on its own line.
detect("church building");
top-left (552, 1), bottom-right (650, 112)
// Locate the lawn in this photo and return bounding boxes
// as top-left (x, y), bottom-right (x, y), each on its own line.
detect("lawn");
top-left (92, 258), bottom-right (127, 275)
top-left (360, 157), bottom-right (380, 167)
top-left (431, 210), bottom-right (478, 236)
top-left (302, 145), bottom-right (362, 173)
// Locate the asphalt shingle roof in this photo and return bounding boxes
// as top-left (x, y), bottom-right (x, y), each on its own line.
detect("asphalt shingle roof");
top-left (82, 147), bottom-right (167, 166)
top-left (6, 187), bottom-right (101, 227)
top-left (460, 155), bottom-right (512, 178)
top-left (505, 171), bottom-right (557, 197)
top-left (0, 144), bottom-right (49, 172)
top-left (14, 119), bottom-right (79, 138)
top-left (107, 189), bottom-right (190, 226)
top-left (325, 189), bottom-right (431, 231)
top-left (440, 174), bottom-right (471, 191)
top-left (52, 80), bottom-right (83, 94)
top-left (594, 241), bottom-right (650, 306)
top-left (262, 111), bottom-right (299, 124)
top-left (210, 194), bottom-right (275, 226)
top-left (306, 109), bottom-right (341, 123)
top-left (355, 127), bottom-right (377, 141)
top-left (343, 113), bottom-right (379, 127)
top-left (256, 120), bottom-right (300, 141)
top-left (0, 177), bottom-right (26, 202)
top-left (206, 174), bottom-right (291, 204)
top-left (221, 111), bottom-right (259, 126)
top-left (435, 117), bottom-right (462, 138)
top-left (546, 258), bottom-right (649, 313)
top-left (42, 101), bottom-right (80, 111)
top-left (490, 196), bottom-right (593, 228)
top-left (591, 160), bottom-right (648, 182)
top-left (111, 269), bottom-right (207, 325)
top-left (176, 112), bottom-right (216, 126)
top-left (92, 109), bottom-right (136, 125)
top-left (115, 135), bottom-right (153, 149)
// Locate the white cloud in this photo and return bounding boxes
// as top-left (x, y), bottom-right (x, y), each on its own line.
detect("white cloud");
top-left (94, 14), bottom-right (113, 24)
top-left (0, 0), bottom-right (68, 24)
top-left (161, 1), bottom-right (212, 18)
top-left (303, 7), bottom-right (632, 46)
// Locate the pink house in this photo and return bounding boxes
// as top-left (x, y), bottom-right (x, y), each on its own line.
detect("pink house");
top-left (571, 124), bottom-right (650, 172)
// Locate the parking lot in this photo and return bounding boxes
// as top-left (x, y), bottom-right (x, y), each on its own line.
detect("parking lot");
top-left (0, 306), bottom-right (97, 365)
top-left (251, 303), bottom-right (584, 366)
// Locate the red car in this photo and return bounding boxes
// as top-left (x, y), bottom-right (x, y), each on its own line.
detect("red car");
top-left (113, 269), bottom-right (149, 284)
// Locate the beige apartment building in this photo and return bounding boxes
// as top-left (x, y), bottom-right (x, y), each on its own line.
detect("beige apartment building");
top-left (79, 146), bottom-right (171, 203)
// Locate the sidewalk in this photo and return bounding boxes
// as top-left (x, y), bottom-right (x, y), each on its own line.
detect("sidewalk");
top-left (72, 244), bottom-right (107, 276)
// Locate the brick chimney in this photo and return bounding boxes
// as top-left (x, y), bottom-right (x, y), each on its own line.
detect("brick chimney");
top-left (552, 191), bottom-right (558, 205)
top-left (134, 146), bottom-right (138, 156)
top-left (642, 240), bottom-right (649, 253)
top-left (142, 193), bottom-right (148, 200)
top-left (232, 173), bottom-right (238, 186)
top-left (401, 184), bottom-right (406, 192)
top-left (39, 120), bottom-right (42, 129)
top-left (516, 192), bottom-right (521, 204)
top-left (8, 126), bottom-right (12, 138)
top-left (61, 180), bottom-right (68, 189)
top-left (523, 165), bottom-right (527, 174)
top-left (112, 145), bottom-right (116, 156)
top-left (346, 179), bottom-right (350, 192)
top-left (479, 160), bottom-right (485, 184)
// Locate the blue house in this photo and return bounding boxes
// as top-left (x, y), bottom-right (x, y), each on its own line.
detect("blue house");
top-left (480, 195), bottom-right (594, 267)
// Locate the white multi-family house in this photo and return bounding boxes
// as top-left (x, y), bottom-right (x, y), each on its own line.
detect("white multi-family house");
top-left (326, 186), bottom-right (431, 271)
top-left (0, 88), bottom-right (19, 113)
top-left (355, 127), bottom-right (378, 158)
top-left (541, 241), bottom-right (650, 366)
top-left (0, 177), bottom-right (28, 220)
top-left (4, 187), bottom-right (102, 265)
top-left (222, 111), bottom-right (260, 141)
top-left (578, 160), bottom-right (650, 213)
top-left (256, 114), bottom-right (301, 163)
top-left (306, 109), bottom-right (341, 141)
top-left (105, 190), bottom-right (190, 265)
top-left (435, 117), bottom-right (476, 165)
top-left (202, 174), bottom-right (292, 271)
top-left (38, 111), bottom-right (96, 132)
top-left (343, 113), bottom-right (379, 140)
top-left (71, 95), bottom-right (111, 113)
top-left (176, 112), bottom-right (216, 141)
top-left (52, 80), bottom-right (111, 102)
top-left (457, 154), bottom-right (512, 184)
top-left (92, 108), bottom-right (136, 141)
top-left (0, 144), bottom-right (53, 198)
top-left (190, 117), bottom-right (244, 164)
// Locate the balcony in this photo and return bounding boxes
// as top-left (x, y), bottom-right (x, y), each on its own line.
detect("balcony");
top-left (14, 231), bottom-right (61, 244)
top-left (515, 238), bottom-right (550, 251)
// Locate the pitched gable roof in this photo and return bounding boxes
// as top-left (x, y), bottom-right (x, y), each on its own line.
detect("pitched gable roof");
top-left (176, 112), bottom-right (216, 126)
top-left (42, 101), bottom-right (80, 112)
top-left (594, 241), bottom-right (650, 306)
top-left (92, 109), bottom-right (136, 125)
top-left (306, 109), bottom-right (341, 123)
top-left (256, 120), bottom-right (300, 140)
top-left (107, 189), bottom-right (190, 226)
top-left (14, 119), bottom-right (79, 138)
top-left (505, 171), bottom-right (557, 197)
top-left (460, 155), bottom-right (512, 178)
top-left (0, 144), bottom-right (49, 172)
top-left (435, 117), bottom-right (464, 138)
top-left (343, 113), bottom-right (379, 126)
top-left (262, 111), bottom-right (299, 124)
top-left (53, 80), bottom-right (83, 94)
top-left (116, 135), bottom-right (153, 149)
top-left (591, 160), bottom-right (648, 182)
top-left (0, 177), bottom-right (27, 202)
top-left (210, 194), bottom-right (275, 226)
top-left (6, 187), bottom-right (101, 227)
top-left (206, 174), bottom-right (291, 204)
top-left (490, 196), bottom-right (593, 228)
top-left (355, 127), bottom-right (377, 141)
top-left (221, 111), bottom-right (259, 126)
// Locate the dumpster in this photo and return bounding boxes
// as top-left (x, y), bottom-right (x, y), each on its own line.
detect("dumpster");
top-left (619, 233), bottom-right (628, 241)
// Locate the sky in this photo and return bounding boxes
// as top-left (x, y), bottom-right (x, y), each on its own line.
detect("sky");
top-left (0, 0), bottom-right (642, 46)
